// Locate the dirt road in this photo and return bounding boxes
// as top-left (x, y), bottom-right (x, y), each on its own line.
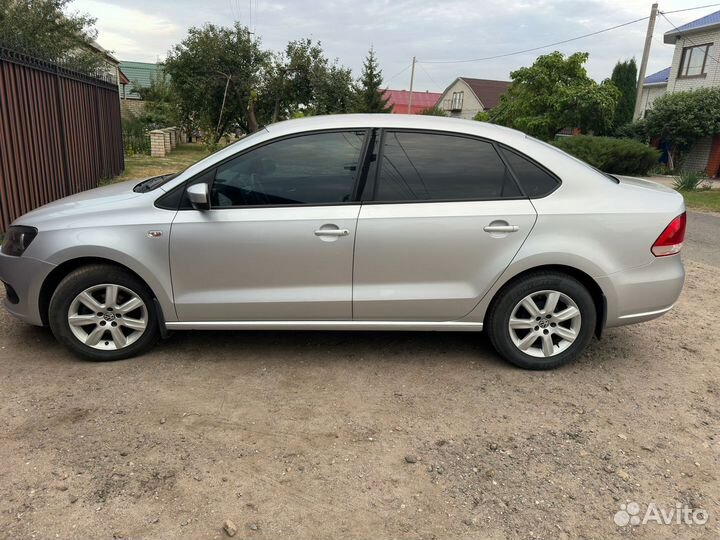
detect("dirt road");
top-left (1, 224), bottom-right (718, 539)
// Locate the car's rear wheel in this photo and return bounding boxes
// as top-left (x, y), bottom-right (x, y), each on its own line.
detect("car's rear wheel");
top-left (49, 265), bottom-right (159, 361)
top-left (486, 271), bottom-right (596, 369)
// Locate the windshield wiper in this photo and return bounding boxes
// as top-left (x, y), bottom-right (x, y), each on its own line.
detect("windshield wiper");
top-left (133, 173), bottom-right (178, 193)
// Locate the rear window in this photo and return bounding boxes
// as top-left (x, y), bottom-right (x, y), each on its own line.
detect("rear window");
top-left (500, 147), bottom-right (560, 197)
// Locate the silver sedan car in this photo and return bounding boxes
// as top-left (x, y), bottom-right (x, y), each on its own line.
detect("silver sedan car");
top-left (0, 114), bottom-right (686, 369)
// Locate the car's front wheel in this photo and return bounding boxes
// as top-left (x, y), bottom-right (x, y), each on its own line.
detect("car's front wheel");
top-left (48, 265), bottom-right (159, 361)
top-left (486, 271), bottom-right (596, 369)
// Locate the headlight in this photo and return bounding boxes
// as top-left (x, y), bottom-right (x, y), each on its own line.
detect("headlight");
top-left (1, 226), bottom-right (38, 256)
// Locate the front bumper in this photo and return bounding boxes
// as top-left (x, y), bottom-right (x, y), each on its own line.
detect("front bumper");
top-left (599, 254), bottom-right (685, 328)
top-left (0, 252), bottom-right (55, 326)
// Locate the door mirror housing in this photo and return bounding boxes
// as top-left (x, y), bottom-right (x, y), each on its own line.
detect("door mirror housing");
top-left (187, 183), bottom-right (210, 210)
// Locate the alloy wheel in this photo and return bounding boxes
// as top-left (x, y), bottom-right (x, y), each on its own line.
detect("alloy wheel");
top-left (67, 284), bottom-right (148, 351)
top-left (508, 290), bottom-right (582, 358)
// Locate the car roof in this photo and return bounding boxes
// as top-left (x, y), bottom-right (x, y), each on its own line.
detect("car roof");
top-left (265, 113), bottom-right (527, 144)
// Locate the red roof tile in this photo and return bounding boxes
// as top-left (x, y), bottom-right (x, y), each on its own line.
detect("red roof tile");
top-left (382, 89), bottom-right (443, 114)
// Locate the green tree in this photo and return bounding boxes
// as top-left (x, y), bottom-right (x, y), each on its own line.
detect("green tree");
top-left (420, 106), bottom-right (447, 116)
top-left (0, 0), bottom-right (107, 72)
top-left (135, 71), bottom-right (178, 128)
top-left (164, 23), bottom-right (271, 141)
top-left (493, 51), bottom-right (620, 140)
top-left (610, 59), bottom-right (638, 129)
top-left (261, 39), bottom-right (353, 123)
top-left (645, 87), bottom-right (720, 158)
top-left (473, 111), bottom-right (490, 122)
top-left (352, 48), bottom-right (393, 113)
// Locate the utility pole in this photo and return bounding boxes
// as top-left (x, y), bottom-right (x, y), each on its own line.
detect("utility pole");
top-left (633, 3), bottom-right (659, 120)
top-left (407, 56), bottom-right (416, 114)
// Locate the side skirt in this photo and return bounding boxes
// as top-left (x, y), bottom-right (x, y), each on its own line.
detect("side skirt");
top-left (165, 320), bottom-right (484, 332)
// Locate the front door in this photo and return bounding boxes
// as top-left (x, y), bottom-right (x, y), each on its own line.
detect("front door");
top-left (353, 130), bottom-right (537, 321)
top-left (169, 130), bottom-right (367, 321)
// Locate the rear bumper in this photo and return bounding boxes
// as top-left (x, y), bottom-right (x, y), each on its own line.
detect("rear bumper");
top-left (0, 252), bottom-right (55, 326)
top-left (600, 255), bottom-right (684, 328)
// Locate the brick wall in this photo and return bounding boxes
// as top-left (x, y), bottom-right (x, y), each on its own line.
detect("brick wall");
top-left (667, 29), bottom-right (720, 94)
top-left (682, 136), bottom-right (713, 172)
top-left (706, 135), bottom-right (720, 177)
top-left (120, 99), bottom-right (145, 119)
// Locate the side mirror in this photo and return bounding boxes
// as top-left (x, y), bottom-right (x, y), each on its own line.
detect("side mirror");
top-left (187, 183), bottom-right (210, 211)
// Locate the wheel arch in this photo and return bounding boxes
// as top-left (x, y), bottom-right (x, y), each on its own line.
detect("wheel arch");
top-left (483, 264), bottom-right (607, 339)
top-left (38, 257), bottom-right (166, 326)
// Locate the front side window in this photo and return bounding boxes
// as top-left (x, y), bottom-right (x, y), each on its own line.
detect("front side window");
top-left (374, 131), bottom-right (521, 202)
top-left (211, 131), bottom-right (366, 207)
top-left (679, 44), bottom-right (711, 77)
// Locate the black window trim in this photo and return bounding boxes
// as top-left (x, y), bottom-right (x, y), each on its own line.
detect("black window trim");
top-left (155, 128), bottom-right (375, 211)
top-left (361, 128), bottom-right (555, 205)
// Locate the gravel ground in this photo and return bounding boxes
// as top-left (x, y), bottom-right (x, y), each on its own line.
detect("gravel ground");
top-left (1, 256), bottom-right (719, 539)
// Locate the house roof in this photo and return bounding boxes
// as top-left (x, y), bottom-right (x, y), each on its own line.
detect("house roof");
top-left (664, 9), bottom-right (720, 43)
top-left (88, 39), bottom-right (119, 65)
top-left (643, 66), bottom-right (670, 86)
top-left (456, 78), bottom-right (511, 109)
top-left (382, 89), bottom-right (442, 114)
top-left (118, 61), bottom-right (164, 99)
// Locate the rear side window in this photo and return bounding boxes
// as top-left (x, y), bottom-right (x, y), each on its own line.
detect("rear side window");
top-left (500, 147), bottom-right (559, 197)
top-left (373, 131), bottom-right (521, 202)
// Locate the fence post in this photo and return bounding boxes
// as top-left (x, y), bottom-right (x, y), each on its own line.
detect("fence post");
top-left (149, 130), bottom-right (166, 157)
top-left (53, 65), bottom-right (71, 196)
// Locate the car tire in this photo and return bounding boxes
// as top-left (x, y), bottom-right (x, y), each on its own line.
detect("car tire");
top-left (486, 271), bottom-right (596, 370)
top-left (48, 264), bottom-right (159, 361)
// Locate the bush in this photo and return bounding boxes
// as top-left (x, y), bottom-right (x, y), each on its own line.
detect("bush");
top-left (673, 171), bottom-right (709, 191)
top-left (419, 106), bottom-right (447, 116)
top-left (552, 135), bottom-right (660, 175)
top-left (614, 119), bottom-right (648, 142)
top-left (121, 113), bottom-right (150, 155)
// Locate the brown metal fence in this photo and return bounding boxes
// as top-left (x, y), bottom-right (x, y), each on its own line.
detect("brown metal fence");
top-left (0, 48), bottom-right (124, 232)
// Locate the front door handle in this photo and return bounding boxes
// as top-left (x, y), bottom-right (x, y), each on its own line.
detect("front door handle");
top-left (483, 224), bottom-right (519, 233)
top-left (314, 228), bottom-right (349, 237)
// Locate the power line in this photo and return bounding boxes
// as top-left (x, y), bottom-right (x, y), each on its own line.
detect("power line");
top-left (419, 16), bottom-right (649, 64)
top-left (662, 3), bottom-right (720, 14)
top-left (384, 63), bottom-right (411, 85)
top-left (660, 11), bottom-right (720, 65)
top-left (418, 62), bottom-right (441, 89)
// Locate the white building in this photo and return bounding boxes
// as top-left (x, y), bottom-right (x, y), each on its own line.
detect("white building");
top-left (638, 10), bottom-right (720, 173)
top-left (437, 78), bottom-right (510, 120)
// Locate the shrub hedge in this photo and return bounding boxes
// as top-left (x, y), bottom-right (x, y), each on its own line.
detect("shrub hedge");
top-left (552, 135), bottom-right (660, 176)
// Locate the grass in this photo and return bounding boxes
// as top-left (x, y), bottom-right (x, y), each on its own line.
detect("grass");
top-left (105, 143), bottom-right (213, 185)
top-left (680, 190), bottom-right (720, 213)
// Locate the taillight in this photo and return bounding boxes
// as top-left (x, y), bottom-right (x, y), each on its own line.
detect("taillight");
top-left (651, 212), bottom-right (686, 257)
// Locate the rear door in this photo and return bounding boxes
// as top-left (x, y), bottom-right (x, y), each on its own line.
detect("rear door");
top-left (352, 130), bottom-right (538, 321)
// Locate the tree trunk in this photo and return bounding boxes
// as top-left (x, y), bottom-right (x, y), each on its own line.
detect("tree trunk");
top-left (247, 95), bottom-right (259, 133)
top-left (271, 98), bottom-right (281, 124)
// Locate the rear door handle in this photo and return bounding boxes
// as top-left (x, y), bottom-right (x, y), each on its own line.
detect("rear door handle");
top-left (483, 225), bottom-right (519, 233)
top-left (314, 229), bottom-right (349, 237)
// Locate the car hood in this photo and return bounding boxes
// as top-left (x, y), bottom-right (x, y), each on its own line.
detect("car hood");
top-left (14, 180), bottom-right (144, 227)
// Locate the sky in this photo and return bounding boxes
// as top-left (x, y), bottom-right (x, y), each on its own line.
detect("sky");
top-left (71, 0), bottom-right (720, 92)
